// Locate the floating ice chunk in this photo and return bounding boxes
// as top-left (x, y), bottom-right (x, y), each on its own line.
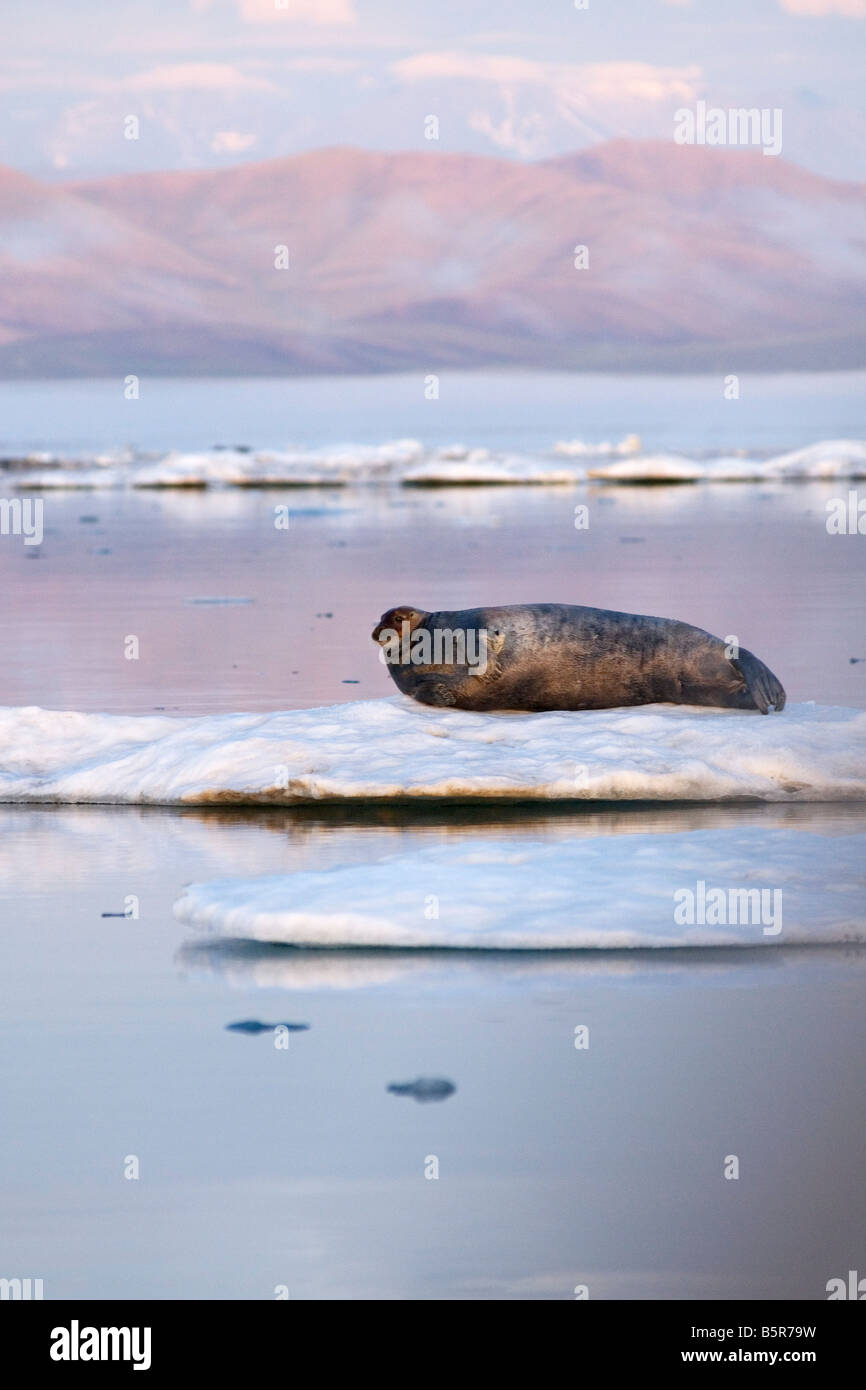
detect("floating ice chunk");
top-left (586, 453), bottom-right (781, 482)
top-left (2, 438), bottom-right (864, 487)
top-left (588, 440), bottom-right (866, 483)
top-left (132, 449), bottom-right (252, 487)
top-left (762, 439), bottom-right (866, 479)
top-left (588, 453), bottom-right (707, 482)
top-left (131, 442), bottom-right (425, 487)
top-left (1, 698), bottom-right (864, 806)
top-left (0, 439), bottom-right (426, 489)
top-left (173, 827), bottom-right (866, 949)
top-left (403, 451), bottom-right (585, 485)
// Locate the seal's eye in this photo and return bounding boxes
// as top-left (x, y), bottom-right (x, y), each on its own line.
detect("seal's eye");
top-left (385, 606), bottom-right (424, 629)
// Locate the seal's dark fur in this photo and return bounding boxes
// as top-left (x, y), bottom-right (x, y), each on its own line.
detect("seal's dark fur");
top-left (372, 603), bottom-right (785, 714)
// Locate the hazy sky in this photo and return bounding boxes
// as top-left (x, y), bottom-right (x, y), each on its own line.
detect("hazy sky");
top-left (0, 0), bottom-right (864, 179)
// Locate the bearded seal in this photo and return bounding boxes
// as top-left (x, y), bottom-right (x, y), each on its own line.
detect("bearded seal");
top-left (371, 603), bottom-right (785, 714)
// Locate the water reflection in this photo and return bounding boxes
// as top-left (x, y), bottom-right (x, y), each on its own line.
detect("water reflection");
top-left (175, 937), bottom-right (866, 994)
top-left (2, 800), bottom-right (863, 893)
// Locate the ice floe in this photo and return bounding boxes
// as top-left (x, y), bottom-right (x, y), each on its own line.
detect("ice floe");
top-left (1, 438), bottom-right (864, 489)
top-left (1, 697), bottom-right (865, 806)
top-left (587, 440), bottom-right (866, 483)
top-left (173, 827), bottom-right (866, 949)
top-left (402, 450), bottom-right (584, 485)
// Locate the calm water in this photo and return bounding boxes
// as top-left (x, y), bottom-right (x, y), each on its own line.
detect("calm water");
top-left (0, 480), bottom-right (863, 714)
top-left (0, 372), bottom-right (864, 1299)
top-left (0, 369), bottom-right (864, 456)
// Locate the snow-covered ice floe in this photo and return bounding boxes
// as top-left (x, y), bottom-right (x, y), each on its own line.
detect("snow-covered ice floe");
top-left (2, 438), bottom-right (865, 488)
top-left (1, 697), bottom-right (865, 806)
top-left (401, 449), bottom-right (585, 486)
top-left (587, 439), bottom-right (866, 483)
top-left (173, 828), bottom-right (866, 949)
top-left (0, 440), bottom-right (427, 490)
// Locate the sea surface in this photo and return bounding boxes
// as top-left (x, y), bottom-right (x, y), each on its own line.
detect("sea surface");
top-left (0, 371), bottom-right (864, 1299)
top-left (0, 368), bottom-right (865, 457)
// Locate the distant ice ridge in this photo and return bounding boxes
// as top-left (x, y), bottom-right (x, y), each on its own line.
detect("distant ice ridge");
top-left (173, 828), bottom-right (866, 949)
top-left (1, 697), bottom-right (865, 805)
top-left (1, 438), bottom-right (865, 488)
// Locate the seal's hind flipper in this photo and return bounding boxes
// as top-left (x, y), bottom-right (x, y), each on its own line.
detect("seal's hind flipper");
top-left (731, 648), bottom-right (786, 714)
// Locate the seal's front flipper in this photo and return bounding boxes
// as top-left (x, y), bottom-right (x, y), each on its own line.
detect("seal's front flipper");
top-left (731, 648), bottom-right (786, 714)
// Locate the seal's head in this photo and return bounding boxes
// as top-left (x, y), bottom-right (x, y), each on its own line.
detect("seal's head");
top-left (371, 605), bottom-right (427, 646)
